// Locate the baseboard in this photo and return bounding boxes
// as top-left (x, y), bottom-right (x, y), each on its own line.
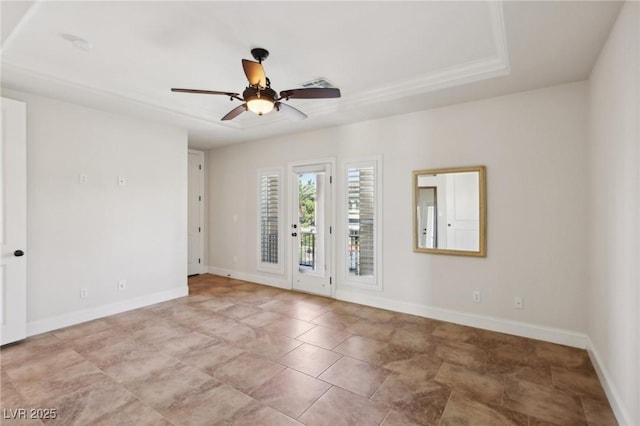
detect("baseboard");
top-left (586, 337), bottom-right (633, 426)
top-left (206, 266), bottom-right (291, 290)
top-left (204, 267), bottom-right (587, 348)
top-left (336, 288), bottom-right (588, 349)
top-left (26, 286), bottom-right (189, 336)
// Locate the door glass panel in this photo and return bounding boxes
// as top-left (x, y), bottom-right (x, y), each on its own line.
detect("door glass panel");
top-left (297, 172), bottom-right (324, 274)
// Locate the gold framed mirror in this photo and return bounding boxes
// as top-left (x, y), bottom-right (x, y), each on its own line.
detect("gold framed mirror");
top-left (413, 166), bottom-right (486, 257)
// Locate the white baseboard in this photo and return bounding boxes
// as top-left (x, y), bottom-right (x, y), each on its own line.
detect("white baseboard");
top-left (26, 286), bottom-right (188, 336)
top-left (204, 267), bottom-right (586, 349)
top-left (206, 266), bottom-right (290, 290)
top-left (335, 288), bottom-right (588, 349)
top-left (586, 337), bottom-right (633, 426)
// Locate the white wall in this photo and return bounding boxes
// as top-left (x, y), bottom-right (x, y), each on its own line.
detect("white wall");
top-left (2, 89), bottom-right (189, 333)
top-left (587, 1), bottom-right (640, 424)
top-left (208, 81), bottom-right (589, 345)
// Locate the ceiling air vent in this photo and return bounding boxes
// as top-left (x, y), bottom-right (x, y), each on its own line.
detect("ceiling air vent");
top-left (300, 77), bottom-right (336, 89)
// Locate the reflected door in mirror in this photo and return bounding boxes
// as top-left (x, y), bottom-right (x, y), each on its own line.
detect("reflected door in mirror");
top-left (417, 187), bottom-right (437, 248)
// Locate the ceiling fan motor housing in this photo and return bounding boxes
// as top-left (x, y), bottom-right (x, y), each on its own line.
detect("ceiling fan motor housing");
top-left (243, 86), bottom-right (277, 103)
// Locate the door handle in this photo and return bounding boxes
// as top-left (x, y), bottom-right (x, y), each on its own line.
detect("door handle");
top-left (291, 233), bottom-right (297, 237)
top-left (14, 249), bottom-right (25, 257)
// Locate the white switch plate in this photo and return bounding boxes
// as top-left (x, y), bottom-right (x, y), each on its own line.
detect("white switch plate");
top-left (473, 291), bottom-right (481, 303)
top-left (118, 176), bottom-right (127, 186)
top-left (79, 173), bottom-right (88, 184)
top-left (80, 287), bottom-right (88, 299)
top-left (118, 280), bottom-right (127, 292)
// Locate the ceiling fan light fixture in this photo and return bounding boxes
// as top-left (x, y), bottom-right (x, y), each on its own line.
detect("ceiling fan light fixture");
top-left (243, 87), bottom-right (276, 116)
top-left (246, 97), bottom-right (274, 115)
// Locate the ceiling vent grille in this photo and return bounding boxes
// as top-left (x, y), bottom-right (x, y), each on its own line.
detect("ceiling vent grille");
top-left (300, 77), bottom-right (336, 89)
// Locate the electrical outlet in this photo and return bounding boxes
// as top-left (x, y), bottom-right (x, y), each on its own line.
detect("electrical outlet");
top-left (514, 296), bottom-right (524, 309)
top-left (118, 279), bottom-right (127, 292)
top-left (80, 287), bottom-right (88, 299)
top-left (473, 291), bottom-right (481, 303)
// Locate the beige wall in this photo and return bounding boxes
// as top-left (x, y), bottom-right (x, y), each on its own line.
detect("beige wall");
top-left (3, 89), bottom-right (189, 331)
top-left (207, 81), bottom-right (589, 344)
top-left (587, 2), bottom-right (640, 424)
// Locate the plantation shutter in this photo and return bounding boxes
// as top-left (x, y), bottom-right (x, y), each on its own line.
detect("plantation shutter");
top-left (260, 174), bottom-right (279, 265)
top-left (347, 165), bottom-right (375, 277)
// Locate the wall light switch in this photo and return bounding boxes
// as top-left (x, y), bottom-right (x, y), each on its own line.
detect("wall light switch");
top-left (79, 173), bottom-right (88, 184)
top-left (118, 176), bottom-right (127, 187)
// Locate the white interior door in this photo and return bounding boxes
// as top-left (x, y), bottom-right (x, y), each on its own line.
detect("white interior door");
top-left (446, 172), bottom-right (480, 250)
top-left (187, 150), bottom-right (204, 276)
top-left (291, 162), bottom-right (332, 297)
top-left (1, 97), bottom-right (27, 345)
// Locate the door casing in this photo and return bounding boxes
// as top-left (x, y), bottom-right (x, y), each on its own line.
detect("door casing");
top-left (187, 150), bottom-right (205, 276)
top-left (287, 158), bottom-right (336, 298)
top-left (1, 97), bottom-right (28, 345)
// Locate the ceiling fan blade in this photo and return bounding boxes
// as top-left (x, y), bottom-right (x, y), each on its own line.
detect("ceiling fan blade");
top-left (276, 102), bottom-right (307, 121)
top-left (279, 87), bottom-right (341, 100)
top-left (172, 88), bottom-right (243, 102)
top-left (221, 104), bottom-right (247, 121)
top-left (242, 59), bottom-right (267, 89)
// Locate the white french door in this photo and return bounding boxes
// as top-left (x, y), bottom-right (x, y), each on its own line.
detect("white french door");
top-left (290, 161), bottom-right (333, 297)
top-left (1, 97), bottom-right (27, 345)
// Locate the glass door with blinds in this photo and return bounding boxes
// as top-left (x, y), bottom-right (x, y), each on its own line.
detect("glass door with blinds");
top-left (290, 162), bottom-right (332, 297)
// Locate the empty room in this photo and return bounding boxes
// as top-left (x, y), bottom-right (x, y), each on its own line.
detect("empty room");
top-left (1, 1), bottom-right (638, 425)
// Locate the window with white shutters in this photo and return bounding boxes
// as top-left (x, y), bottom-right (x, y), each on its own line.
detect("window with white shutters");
top-left (345, 157), bottom-right (382, 290)
top-left (258, 169), bottom-right (282, 273)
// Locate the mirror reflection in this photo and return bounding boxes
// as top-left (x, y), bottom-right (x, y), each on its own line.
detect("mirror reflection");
top-left (413, 166), bottom-right (486, 257)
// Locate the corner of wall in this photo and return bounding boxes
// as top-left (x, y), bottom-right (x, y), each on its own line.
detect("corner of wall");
top-left (586, 337), bottom-right (634, 425)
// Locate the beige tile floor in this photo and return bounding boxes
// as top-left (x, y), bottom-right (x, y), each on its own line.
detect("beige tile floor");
top-left (1, 274), bottom-right (617, 425)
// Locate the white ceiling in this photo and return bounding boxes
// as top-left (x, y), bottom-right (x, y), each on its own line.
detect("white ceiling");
top-left (1, 1), bottom-right (623, 149)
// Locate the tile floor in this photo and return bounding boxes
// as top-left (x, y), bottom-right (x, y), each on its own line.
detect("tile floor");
top-left (1, 274), bottom-right (617, 425)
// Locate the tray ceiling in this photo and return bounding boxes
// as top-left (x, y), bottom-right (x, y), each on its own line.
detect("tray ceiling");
top-left (1, 1), bottom-right (623, 148)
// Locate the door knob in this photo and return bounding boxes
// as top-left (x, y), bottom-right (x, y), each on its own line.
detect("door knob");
top-left (14, 249), bottom-right (25, 257)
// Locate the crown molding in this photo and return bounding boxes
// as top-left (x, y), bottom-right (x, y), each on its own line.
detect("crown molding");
top-left (1, 61), bottom-right (240, 128)
top-left (290, 2), bottom-right (510, 117)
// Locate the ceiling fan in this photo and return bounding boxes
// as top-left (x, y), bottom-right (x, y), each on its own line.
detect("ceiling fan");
top-left (171, 48), bottom-right (341, 121)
